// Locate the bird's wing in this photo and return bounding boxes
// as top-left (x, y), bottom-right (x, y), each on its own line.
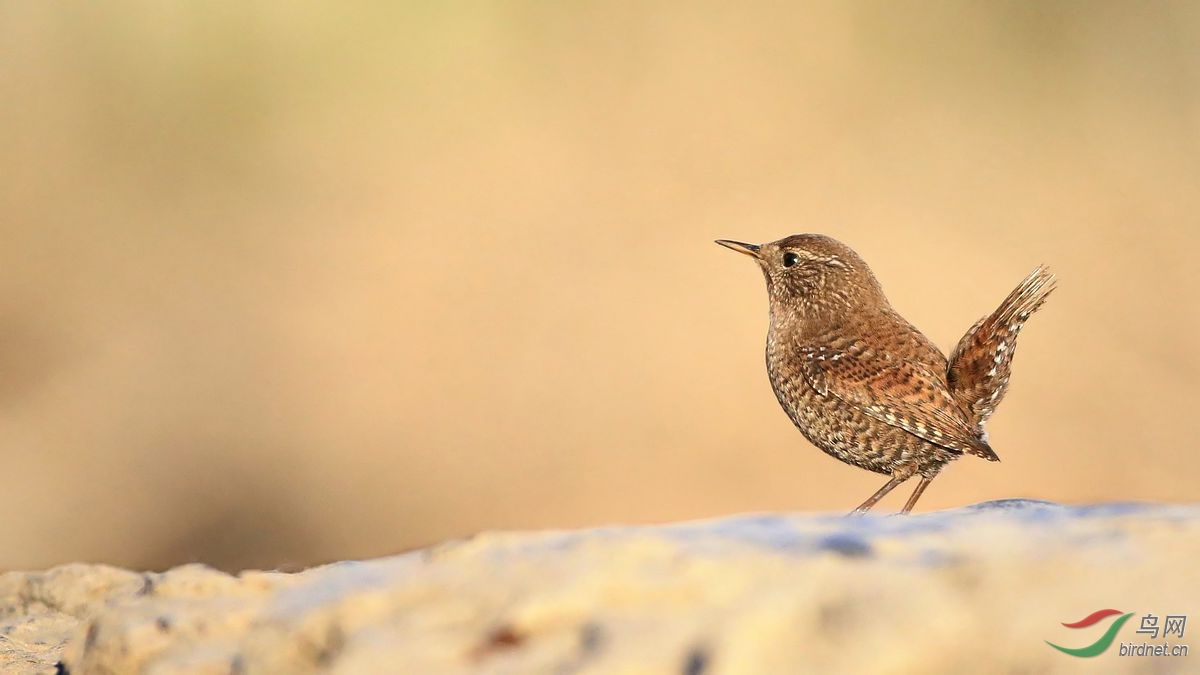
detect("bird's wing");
top-left (797, 341), bottom-right (997, 460)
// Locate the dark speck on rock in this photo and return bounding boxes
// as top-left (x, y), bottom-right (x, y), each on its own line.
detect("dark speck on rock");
top-left (83, 622), bottom-right (98, 651)
top-left (683, 646), bottom-right (709, 675)
top-left (471, 624), bottom-right (526, 661)
top-left (579, 622), bottom-right (605, 654)
top-left (819, 533), bottom-right (873, 558)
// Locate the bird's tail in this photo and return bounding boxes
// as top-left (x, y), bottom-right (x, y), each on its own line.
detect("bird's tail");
top-left (948, 265), bottom-right (1057, 429)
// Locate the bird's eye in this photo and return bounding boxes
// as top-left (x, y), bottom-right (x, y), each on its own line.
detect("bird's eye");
top-left (782, 252), bottom-right (800, 268)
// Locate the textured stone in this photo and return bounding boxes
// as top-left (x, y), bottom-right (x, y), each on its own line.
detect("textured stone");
top-left (3, 501), bottom-right (1198, 674)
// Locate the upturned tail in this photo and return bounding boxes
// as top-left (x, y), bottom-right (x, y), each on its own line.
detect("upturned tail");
top-left (948, 265), bottom-right (1057, 434)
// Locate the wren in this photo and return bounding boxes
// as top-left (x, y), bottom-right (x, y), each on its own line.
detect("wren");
top-left (716, 234), bottom-right (1055, 514)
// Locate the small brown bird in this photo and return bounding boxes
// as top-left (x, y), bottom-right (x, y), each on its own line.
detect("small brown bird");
top-left (716, 234), bottom-right (1055, 514)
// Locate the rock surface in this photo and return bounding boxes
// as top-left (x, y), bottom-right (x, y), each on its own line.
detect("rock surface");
top-left (2, 501), bottom-right (1198, 674)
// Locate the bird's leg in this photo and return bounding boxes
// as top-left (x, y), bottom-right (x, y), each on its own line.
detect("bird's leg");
top-left (900, 475), bottom-right (935, 514)
top-left (850, 475), bottom-right (908, 514)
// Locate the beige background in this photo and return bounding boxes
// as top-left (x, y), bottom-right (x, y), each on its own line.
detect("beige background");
top-left (2, 2), bottom-right (1198, 572)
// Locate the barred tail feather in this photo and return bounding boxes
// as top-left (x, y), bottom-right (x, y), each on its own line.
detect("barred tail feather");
top-left (996, 265), bottom-right (1058, 330)
top-left (948, 266), bottom-right (1057, 429)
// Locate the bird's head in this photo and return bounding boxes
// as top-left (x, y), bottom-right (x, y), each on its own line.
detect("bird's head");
top-left (715, 234), bottom-right (886, 325)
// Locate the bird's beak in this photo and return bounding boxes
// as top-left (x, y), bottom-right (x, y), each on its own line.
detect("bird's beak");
top-left (715, 240), bottom-right (761, 259)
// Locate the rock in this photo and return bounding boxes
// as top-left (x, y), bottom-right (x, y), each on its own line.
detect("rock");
top-left (3, 501), bottom-right (1198, 674)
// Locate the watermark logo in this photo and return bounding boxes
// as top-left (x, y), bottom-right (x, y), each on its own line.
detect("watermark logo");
top-left (1046, 610), bottom-right (1188, 658)
top-left (1046, 609), bottom-right (1133, 657)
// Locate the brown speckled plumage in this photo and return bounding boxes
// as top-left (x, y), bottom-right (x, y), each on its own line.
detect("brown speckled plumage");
top-left (716, 234), bottom-right (1056, 514)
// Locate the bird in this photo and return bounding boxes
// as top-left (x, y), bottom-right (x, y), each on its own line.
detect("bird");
top-left (715, 234), bottom-right (1056, 514)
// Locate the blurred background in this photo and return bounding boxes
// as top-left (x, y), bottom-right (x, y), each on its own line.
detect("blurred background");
top-left (2, 2), bottom-right (1198, 572)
